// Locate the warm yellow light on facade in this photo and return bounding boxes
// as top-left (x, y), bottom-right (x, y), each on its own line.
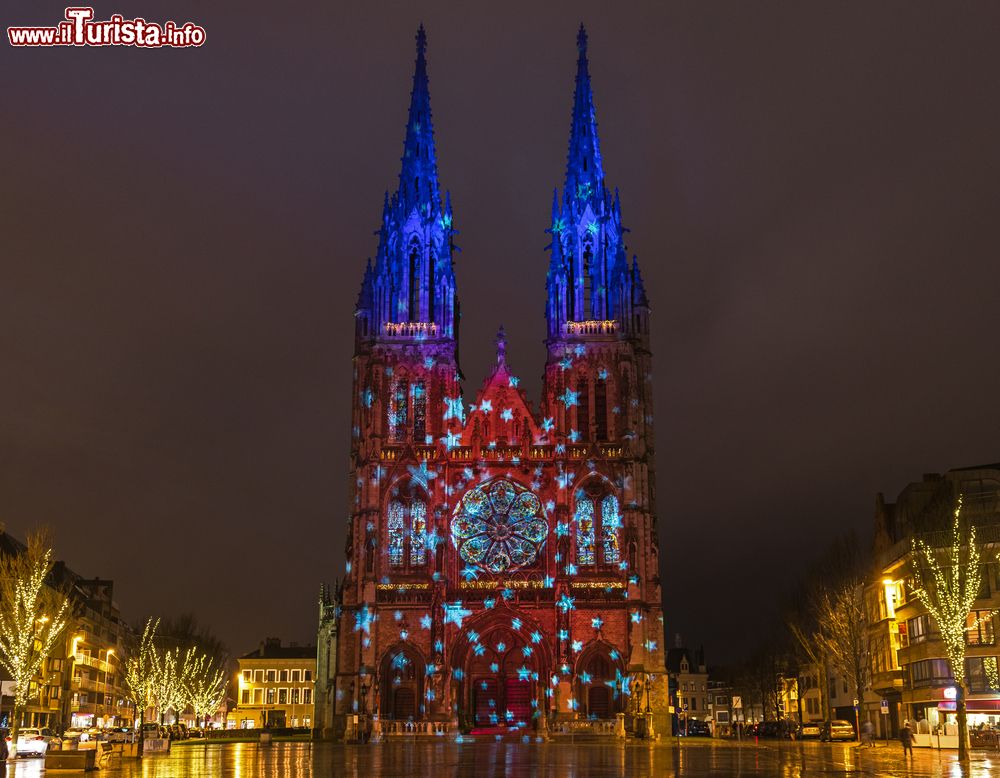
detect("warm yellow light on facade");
top-left (882, 578), bottom-right (894, 585)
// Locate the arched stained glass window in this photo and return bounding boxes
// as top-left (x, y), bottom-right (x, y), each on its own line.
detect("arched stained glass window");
top-left (413, 381), bottom-right (426, 442)
top-left (391, 382), bottom-right (408, 440)
top-left (388, 501), bottom-right (405, 568)
top-left (601, 494), bottom-right (621, 564)
top-left (575, 484), bottom-right (622, 567)
top-left (410, 500), bottom-right (427, 567)
top-left (575, 499), bottom-right (596, 566)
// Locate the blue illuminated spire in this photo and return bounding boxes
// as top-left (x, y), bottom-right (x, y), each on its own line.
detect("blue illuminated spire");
top-left (564, 24), bottom-right (604, 208)
top-left (398, 24), bottom-right (441, 215)
top-left (357, 26), bottom-right (458, 343)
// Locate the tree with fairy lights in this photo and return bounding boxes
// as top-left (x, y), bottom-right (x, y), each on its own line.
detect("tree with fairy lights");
top-left (910, 495), bottom-right (996, 761)
top-left (124, 618), bottom-right (159, 756)
top-left (0, 530), bottom-right (71, 747)
top-left (184, 652), bottom-right (227, 728)
top-left (154, 645), bottom-right (195, 725)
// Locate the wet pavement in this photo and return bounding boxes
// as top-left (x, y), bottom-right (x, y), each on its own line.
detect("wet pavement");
top-left (3, 739), bottom-right (999, 777)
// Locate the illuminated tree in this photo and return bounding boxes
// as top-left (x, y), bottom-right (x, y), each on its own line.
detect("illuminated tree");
top-left (0, 530), bottom-right (71, 745)
top-left (910, 496), bottom-right (995, 761)
top-left (124, 618), bottom-right (159, 755)
top-left (154, 646), bottom-right (196, 724)
top-left (185, 653), bottom-right (228, 728)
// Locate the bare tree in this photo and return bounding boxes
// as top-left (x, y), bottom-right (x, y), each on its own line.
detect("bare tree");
top-left (0, 530), bottom-right (71, 745)
top-left (910, 496), bottom-right (996, 762)
top-left (816, 580), bottom-right (869, 738)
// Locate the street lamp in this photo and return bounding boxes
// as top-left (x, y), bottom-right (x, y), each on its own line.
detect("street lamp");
top-left (101, 649), bottom-right (115, 727)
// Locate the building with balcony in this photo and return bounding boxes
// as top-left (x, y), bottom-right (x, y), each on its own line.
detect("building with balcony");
top-left (230, 639), bottom-right (316, 729)
top-left (0, 531), bottom-right (131, 732)
top-left (667, 643), bottom-right (709, 734)
top-left (870, 464), bottom-right (1000, 738)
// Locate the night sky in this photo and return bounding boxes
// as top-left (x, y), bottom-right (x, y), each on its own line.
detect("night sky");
top-left (3, 2), bottom-right (1000, 665)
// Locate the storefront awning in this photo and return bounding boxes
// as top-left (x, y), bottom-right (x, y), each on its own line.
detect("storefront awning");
top-left (937, 699), bottom-right (1000, 713)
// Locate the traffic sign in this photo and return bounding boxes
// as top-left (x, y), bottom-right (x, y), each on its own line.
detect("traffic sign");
top-left (880, 700), bottom-right (889, 715)
top-left (732, 696), bottom-right (742, 709)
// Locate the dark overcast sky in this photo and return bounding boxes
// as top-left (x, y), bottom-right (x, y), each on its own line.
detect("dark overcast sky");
top-left (3, 2), bottom-right (1000, 665)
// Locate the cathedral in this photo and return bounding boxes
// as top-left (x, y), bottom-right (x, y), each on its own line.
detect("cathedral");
top-left (315, 25), bottom-right (667, 739)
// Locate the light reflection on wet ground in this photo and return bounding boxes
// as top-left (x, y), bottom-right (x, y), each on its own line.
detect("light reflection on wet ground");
top-left (2, 740), bottom-right (997, 777)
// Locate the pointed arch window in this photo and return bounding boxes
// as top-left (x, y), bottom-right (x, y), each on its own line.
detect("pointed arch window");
top-left (387, 494), bottom-right (428, 570)
top-left (595, 378), bottom-right (608, 441)
top-left (390, 381), bottom-right (409, 440)
top-left (576, 377), bottom-right (590, 440)
top-left (408, 238), bottom-right (421, 320)
top-left (582, 239), bottom-right (594, 318)
top-left (413, 381), bottom-right (426, 443)
top-left (574, 482), bottom-right (622, 567)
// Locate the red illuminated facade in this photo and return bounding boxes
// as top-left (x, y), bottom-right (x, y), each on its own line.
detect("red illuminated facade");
top-left (315, 26), bottom-right (666, 738)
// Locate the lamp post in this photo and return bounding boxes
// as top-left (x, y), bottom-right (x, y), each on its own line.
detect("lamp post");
top-left (101, 649), bottom-right (115, 728)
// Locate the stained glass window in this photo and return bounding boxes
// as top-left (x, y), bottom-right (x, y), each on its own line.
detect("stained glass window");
top-left (388, 501), bottom-right (405, 567)
top-left (413, 381), bottom-right (426, 442)
top-left (575, 499), bottom-right (596, 566)
top-left (391, 383), bottom-right (408, 439)
top-left (451, 479), bottom-right (548, 574)
top-left (601, 494), bottom-right (621, 564)
top-left (410, 500), bottom-right (427, 566)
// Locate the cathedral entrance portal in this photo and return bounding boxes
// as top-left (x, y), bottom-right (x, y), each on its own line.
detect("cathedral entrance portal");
top-left (463, 626), bottom-right (541, 730)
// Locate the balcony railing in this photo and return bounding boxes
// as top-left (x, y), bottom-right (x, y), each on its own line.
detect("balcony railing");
top-left (563, 320), bottom-right (617, 336)
top-left (382, 322), bottom-right (439, 339)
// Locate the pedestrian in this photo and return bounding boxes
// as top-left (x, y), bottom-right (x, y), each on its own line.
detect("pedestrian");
top-left (862, 719), bottom-right (874, 747)
top-left (900, 721), bottom-right (913, 758)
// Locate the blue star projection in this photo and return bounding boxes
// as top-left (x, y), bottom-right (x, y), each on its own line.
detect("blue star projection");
top-left (314, 24), bottom-right (667, 738)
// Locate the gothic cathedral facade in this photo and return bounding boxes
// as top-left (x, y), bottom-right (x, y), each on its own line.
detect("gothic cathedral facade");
top-left (316, 25), bottom-right (667, 737)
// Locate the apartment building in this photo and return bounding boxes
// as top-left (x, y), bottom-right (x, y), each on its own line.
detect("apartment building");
top-left (230, 638), bottom-right (316, 729)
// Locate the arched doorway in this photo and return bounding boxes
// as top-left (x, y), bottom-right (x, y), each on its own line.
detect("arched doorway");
top-left (577, 644), bottom-right (622, 720)
top-left (379, 646), bottom-right (423, 721)
top-left (464, 627), bottom-right (539, 729)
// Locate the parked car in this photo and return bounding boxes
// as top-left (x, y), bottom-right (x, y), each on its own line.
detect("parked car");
top-left (107, 728), bottom-right (132, 743)
top-left (62, 727), bottom-right (89, 744)
top-left (16, 727), bottom-right (61, 757)
top-left (798, 722), bottom-right (821, 739)
top-left (820, 720), bottom-right (856, 741)
top-left (685, 719), bottom-right (712, 737)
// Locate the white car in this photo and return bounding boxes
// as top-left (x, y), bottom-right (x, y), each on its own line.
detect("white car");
top-left (16, 727), bottom-right (61, 756)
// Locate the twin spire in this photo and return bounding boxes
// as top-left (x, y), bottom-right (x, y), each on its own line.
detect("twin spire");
top-left (356, 25), bottom-right (647, 347)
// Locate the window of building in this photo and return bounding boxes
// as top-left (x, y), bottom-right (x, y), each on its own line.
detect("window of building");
top-left (910, 659), bottom-right (953, 688)
top-left (907, 614), bottom-right (931, 644)
top-left (717, 711), bottom-right (730, 723)
top-left (253, 689), bottom-right (263, 705)
top-left (595, 378), bottom-right (607, 441)
top-left (254, 670), bottom-right (263, 683)
top-left (690, 699), bottom-right (697, 711)
top-left (292, 688), bottom-right (301, 704)
top-left (388, 494), bottom-right (428, 569)
top-left (574, 481), bottom-right (621, 567)
top-left (682, 682), bottom-right (688, 692)
top-left (577, 377), bottom-right (590, 440)
top-left (266, 689), bottom-right (275, 705)
top-left (390, 382), bottom-right (409, 440)
top-left (966, 657), bottom-right (1000, 693)
top-left (241, 690), bottom-right (250, 704)
top-left (243, 670), bottom-right (251, 682)
top-left (413, 381), bottom-right (427, 442)
top-left (305, 670), bottom-right (312, 682)
top-left (279, 670), bottom-right (288, 683)
top-left (966, 611), bottom-right (996, 645)
top-left (715, 695), bottom-right (728, 706)
top-left (278, 688), bottom-right (288, 705)
top-left (266, 670), bottom-right (276, 683)
top-left (303, 688), bottom-right (312, 704)
top-left (291, 670), bottom-right (300, 683)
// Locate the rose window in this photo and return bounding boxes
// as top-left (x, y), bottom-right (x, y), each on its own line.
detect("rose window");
top-left (451, 479), bottom-right (548, 573)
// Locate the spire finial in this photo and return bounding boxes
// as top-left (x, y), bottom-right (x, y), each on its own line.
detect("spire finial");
top-left (577, 23), bottom-right (588, 55)
top-left (495, 325), bottom-right (507, 366)
top-left (416, 24), bottom-right (427, 59)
